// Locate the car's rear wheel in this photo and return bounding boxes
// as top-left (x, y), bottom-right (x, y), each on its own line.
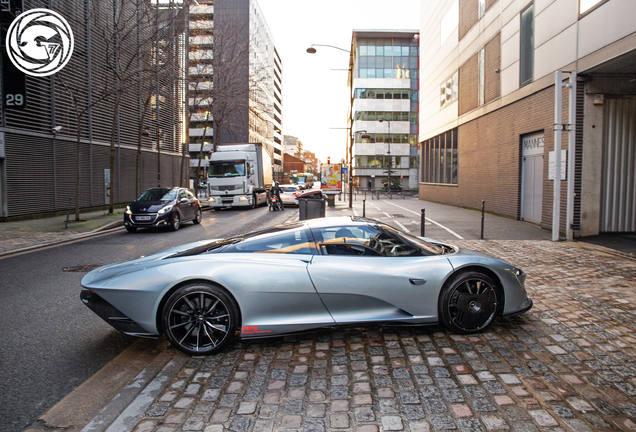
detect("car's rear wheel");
top-left (193, 208), bottom-right (202, 224)
top-left (162, 283), bottom-right (239, 355)
top-left (125, 226), bottom-right (137, 233)
top-left (439, 271), bottom-right (499, 334)
top-left (170, 212), bottom-right (180, 231)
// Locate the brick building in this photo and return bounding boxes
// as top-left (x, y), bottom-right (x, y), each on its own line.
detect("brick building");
top-left (419, 0), bottom-right (636, 237)
top-left (282, 153), bottom-right (306, 184)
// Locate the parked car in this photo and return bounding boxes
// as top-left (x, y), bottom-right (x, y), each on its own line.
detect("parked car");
top-left (280, 184), bottom-right (300, 206)
top-left (81, 216), bottom-right (532, 355)
top-left (124, 187), bottom-right (202, 233)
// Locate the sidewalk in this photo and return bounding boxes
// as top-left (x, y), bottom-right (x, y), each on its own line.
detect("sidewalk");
top-left (0, 208), bottom-right (126, 257)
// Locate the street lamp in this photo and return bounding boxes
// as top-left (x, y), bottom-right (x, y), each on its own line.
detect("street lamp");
top-left (307, 42), bottom-right (355, 207)
top-left (379, 118), bottom-right (392, 192)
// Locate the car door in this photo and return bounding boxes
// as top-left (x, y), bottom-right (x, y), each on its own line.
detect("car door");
top-left (217, 225), bottom-right (336, 336)
top-left (177, 189), bottom-right (193, 220)
top-left (307, 225), bottom-right (453, 325)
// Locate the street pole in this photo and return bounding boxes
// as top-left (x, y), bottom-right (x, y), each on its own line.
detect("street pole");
top-left (157, 127), bottom-right (161, 187)
top-left (380, 119), bottom-right (391, 195)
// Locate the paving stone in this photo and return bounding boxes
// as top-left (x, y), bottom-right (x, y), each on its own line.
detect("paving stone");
top-left (381, 416), bottom-right (404, 431)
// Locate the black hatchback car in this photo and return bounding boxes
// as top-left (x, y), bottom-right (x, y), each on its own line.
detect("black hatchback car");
top-left (124, 187), bottom-right (202, 233)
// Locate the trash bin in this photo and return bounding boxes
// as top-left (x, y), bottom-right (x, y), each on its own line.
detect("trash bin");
top-left (298, 197), bottom-right (326, 220)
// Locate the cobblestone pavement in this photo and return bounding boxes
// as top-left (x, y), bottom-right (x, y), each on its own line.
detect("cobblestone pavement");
top-left (114, 240), bottom-right (636, 432)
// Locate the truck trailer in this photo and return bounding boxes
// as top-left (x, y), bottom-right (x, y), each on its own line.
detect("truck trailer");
top-left (207, 143), bottom-right (273, 209)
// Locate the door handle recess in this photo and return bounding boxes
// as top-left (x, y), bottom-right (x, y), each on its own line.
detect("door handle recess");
top-left (409, 279), bottom-right (426, 285)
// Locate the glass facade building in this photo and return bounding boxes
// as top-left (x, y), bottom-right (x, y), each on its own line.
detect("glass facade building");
top-left (349, 31), bottom-right (419, 190)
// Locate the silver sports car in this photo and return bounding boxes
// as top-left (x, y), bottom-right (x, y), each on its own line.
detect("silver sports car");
top-left (81, 217), bottom-right (532, 355)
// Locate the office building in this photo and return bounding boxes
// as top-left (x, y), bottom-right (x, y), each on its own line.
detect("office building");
top-left (419, 0), bottom-right (636, 237)
top-left (349, 30), bottom-right (420, 190)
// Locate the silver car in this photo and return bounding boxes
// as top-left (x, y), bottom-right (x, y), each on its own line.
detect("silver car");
top-left (81, 217), bottom-right (531, 355)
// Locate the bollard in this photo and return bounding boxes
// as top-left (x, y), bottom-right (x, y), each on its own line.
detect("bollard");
top-left (363, 199), bottom-right (366, 218)
top-left (65, 197), bottom-right (72, 229)
top-left (421, 208), bottom-right (425, 237)
top-left (480, 200), bottom-right (485, 240)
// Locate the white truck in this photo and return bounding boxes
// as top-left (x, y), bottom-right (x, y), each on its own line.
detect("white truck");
top-left (207, 143), bottom-right (273, 209)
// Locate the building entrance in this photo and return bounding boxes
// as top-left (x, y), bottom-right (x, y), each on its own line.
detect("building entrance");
top-left (600, 97), bottom-right (636, 232)
top-left (520, 132), bottom-right (544, 224)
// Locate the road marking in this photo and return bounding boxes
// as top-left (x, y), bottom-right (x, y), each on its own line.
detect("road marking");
top-left (381, 201), bottom-right (464, 239)
top-left (394, 220), bottom-right (410, 232)
top-left (382, 212), bottom-right (393, 219)
top-left (352, 207), bottom-right (359, 216)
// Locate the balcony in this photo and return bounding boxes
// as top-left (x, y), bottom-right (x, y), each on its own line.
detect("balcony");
top-left (189, 143), bottom-right (214, 152)
top-left (189, 129), bottom-right (213, 138)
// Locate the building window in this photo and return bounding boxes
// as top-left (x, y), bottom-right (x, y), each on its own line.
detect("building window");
top-left (580, 0), bottom-right (604, 14)
top-left (440, 71), bottom-right (458, 109)
top-left (355, 111), bottom-right (411, 121)
top-left (478, 0), bottom-right (486, 18)
top-left (478, 49), bottom-right (485, 106)
top-left (421, 128), bottom-right (458, 184)
top-left (355, 88), bottom-right (411, 100)
top-left (520, 4), bottom-right (534, 87)
top-left (440, 0), bottom-right (458, 45)
top-left (355, 133), bottom-right (416, 145)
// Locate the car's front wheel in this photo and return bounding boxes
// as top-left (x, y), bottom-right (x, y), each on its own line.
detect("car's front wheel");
top-left (170, 212), bottom-right (180, 231)
top-left (162, 283), bottom-right (239, 355)
top-left (439, 271), bottom-right (499, 334)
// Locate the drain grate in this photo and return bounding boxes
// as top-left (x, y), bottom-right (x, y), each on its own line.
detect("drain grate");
top-left (63, 264), bottom-right (103, 273)
top-left (389, 214), bottom-right (405, 218)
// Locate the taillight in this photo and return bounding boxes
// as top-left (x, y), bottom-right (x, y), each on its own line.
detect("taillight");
top-left (293, 193), bottom-right (299, 197)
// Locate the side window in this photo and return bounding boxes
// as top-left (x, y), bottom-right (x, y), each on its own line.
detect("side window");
top-left (314, 225), bottom-right (422, 257)
top-left (227, 228), bottom-right (315, 254)
top-left (178, 189), bottom-right (187, 200)
top-left (186, 190), bottom-right (195, 200)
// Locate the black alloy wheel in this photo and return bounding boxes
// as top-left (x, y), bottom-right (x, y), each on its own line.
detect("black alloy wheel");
top-left (162, 283), bottom-right (238, 355)
top-left (170, 212), bottom-right (180, 231)
top-left (439, 271), bottom-right (499, 334)
top-left (193, 208), bottom-right (202, 224)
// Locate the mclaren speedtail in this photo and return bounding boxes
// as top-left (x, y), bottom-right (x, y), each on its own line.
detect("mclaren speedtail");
top-left (81, 217), bottom-right (532, 355)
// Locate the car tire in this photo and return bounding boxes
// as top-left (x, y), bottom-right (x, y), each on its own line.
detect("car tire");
top-left (193, 208), bottom-right (202, 224)
top-left (162, 282), bottom-right (239, 355)
top-left (251, 193), bottom-right (257, 209)
top-left (439, 271), bottom-right (500, 334)
top-left (125, 226), bottom-right (137, 233)
top-left (170, 212), bottom-right (180, 231)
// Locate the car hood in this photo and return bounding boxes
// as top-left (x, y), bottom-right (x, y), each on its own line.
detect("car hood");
top-left (129, 200), bottom-right (175, 213)
top-left (82, 238), bottom-right (220, 287)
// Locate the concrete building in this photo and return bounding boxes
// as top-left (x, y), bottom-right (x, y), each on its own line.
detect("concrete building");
top-left (283, 135), bottom-right (303, 157)
top-left (0, 1), bottom-right (187, 218)
top-left (418, 0), bottom-right (636, 237)
top-left (349, 30), bottom-right (420, 190)
top-left (188, 0), bottom-right (283, 181)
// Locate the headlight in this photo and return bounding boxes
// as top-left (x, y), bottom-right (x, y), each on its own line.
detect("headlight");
top-left (125, 206), bottom-right (132, 215)
top-left (239, 196), bottom-right (248, 202)
top-left (158, 204), bottom-right (174, 214)
top-left (208, 197), bottom-right (215, 203)
top-left (515, 268), bottom-right (526, 286)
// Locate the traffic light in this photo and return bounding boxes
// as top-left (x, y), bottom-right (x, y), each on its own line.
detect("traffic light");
top-left (327, 157), bottom-right (330, 164)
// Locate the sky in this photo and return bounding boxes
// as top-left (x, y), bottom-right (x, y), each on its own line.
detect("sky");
top-left (256, 0), bottom-right (420, 163)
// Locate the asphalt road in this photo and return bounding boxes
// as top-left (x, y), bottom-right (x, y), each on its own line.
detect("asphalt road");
top-left (0, 204), bottom-right (293, 432)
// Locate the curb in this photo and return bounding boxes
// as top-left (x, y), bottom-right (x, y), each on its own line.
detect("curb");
top-left (0, 223), bottom-right (125, 258)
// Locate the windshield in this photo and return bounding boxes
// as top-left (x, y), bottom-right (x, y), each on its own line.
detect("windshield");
top-left (209, 161), bottom-right (245, 177)
top-left (136, 188), bottom-right (177, 202)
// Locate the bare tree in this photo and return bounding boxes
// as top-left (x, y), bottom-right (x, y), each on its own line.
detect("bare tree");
top-left (90, 0), bottom-right (189, 213)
